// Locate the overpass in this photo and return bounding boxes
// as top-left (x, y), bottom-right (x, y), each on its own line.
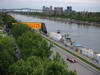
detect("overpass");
top-left (0, 8), bottom-right (42, 13)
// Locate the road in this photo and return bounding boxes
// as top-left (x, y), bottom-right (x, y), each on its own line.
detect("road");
top-left (52, 46), bottom-right (100, 75)
top-left (41, 34), bottom-right (100, 75)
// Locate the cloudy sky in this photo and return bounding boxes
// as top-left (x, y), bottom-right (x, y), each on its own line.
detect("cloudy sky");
top-left (0, 0), bottom-right (100, 12)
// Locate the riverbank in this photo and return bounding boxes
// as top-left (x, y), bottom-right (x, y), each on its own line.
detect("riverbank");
top-left (35, 16), bottom-right (100, 26)
top-left (19, 12), bottom-right (100, 26)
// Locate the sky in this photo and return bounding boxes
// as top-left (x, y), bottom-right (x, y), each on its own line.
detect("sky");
top-left (0, 0), bottom-right (100, 12)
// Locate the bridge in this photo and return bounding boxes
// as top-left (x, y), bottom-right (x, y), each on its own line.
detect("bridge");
top-left (0, 8), bottom-right (42, 13)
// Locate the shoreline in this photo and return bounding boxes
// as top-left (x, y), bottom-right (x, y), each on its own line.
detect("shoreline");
top-left (14, 12), bottom-right (100, 26)
top-left (37, 16), bottom-right (100, 26)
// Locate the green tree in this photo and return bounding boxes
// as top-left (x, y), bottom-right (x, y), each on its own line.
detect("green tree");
top-left (2, 13), bottom-right (17, 24)
top-left (0, 36), bottom-right (16, 75)
top-left (12, 23), bottom-right (31, 39)
top-left (9, 56), bottom-right (43, 75)
top-left (0, 16), bottom-right (3, 26)
top-left (33, 61), bottom-right (76, 75)
top-left (17, 31), bottom-right (52, 59)
top-left (52, 52), bottom-right (66, 65)
top-left (9, 56), bottom-right (76, 75)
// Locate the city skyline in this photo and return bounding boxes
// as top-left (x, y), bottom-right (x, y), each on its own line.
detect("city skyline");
top-left (0, 0), bottom-right (100, 12)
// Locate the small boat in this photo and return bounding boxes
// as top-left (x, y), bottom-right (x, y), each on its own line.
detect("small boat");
top-left (73, 42), bottom-right (81, 47)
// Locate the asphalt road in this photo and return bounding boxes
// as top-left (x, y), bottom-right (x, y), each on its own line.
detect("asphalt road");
top-left (52, 46), bottom-right (100, 75)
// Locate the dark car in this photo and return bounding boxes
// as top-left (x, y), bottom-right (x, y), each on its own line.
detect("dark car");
top-left (66, 58), bottom-right (76, 63)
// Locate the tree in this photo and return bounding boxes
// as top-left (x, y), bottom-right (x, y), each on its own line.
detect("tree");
top-left (0, 15), bottom-right (3, 26)
top-left (9, 56), bottom-right (77, 75)
top-left (51, 52), bottom-right (66, 66)
top-left (2, 13), bottom-right (17, 24)
top-left (16, 31), bottom-right (52, 59)
top-left (33, 61), bottom-right (76, 75)
top-left (11, 23), bottom-right (31, 39)
top-left (0, 36), bottom-right (16, 75)
top-left (9, 56), bottom-right (43, 75)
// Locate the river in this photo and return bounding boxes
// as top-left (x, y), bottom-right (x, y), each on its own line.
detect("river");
top-left (11, 13), bottom-right (100, 53)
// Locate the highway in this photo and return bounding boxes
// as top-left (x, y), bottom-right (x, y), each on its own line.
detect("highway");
top-left (52, 46), bottom-right (100, 75)
top-left (42, 34), bottom-right (100, 75)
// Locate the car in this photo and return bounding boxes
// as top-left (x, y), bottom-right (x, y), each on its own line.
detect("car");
top-left (66, 58), bottom-right (76, 63)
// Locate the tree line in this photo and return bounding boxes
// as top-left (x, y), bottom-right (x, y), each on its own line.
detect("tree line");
top-left (19, 11), bottom-right (100, 23)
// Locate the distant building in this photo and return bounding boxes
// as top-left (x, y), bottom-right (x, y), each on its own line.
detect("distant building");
top-left (67, 6), bottom-right (72, 12)
top-left (49, 6), bottom-right (54, 15)
top-left (42, 6), bottom-right (50, 15)
top-left (50, 6), bottom-right (53, 11)
top-left (42, 5), bottom-right (74, 15)
top-left (42, 6), bottom-right (54, 15)
top-left (65, 6), bottom-right (73, 13)
top-left (54, 7), bottom-right (63, 15)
